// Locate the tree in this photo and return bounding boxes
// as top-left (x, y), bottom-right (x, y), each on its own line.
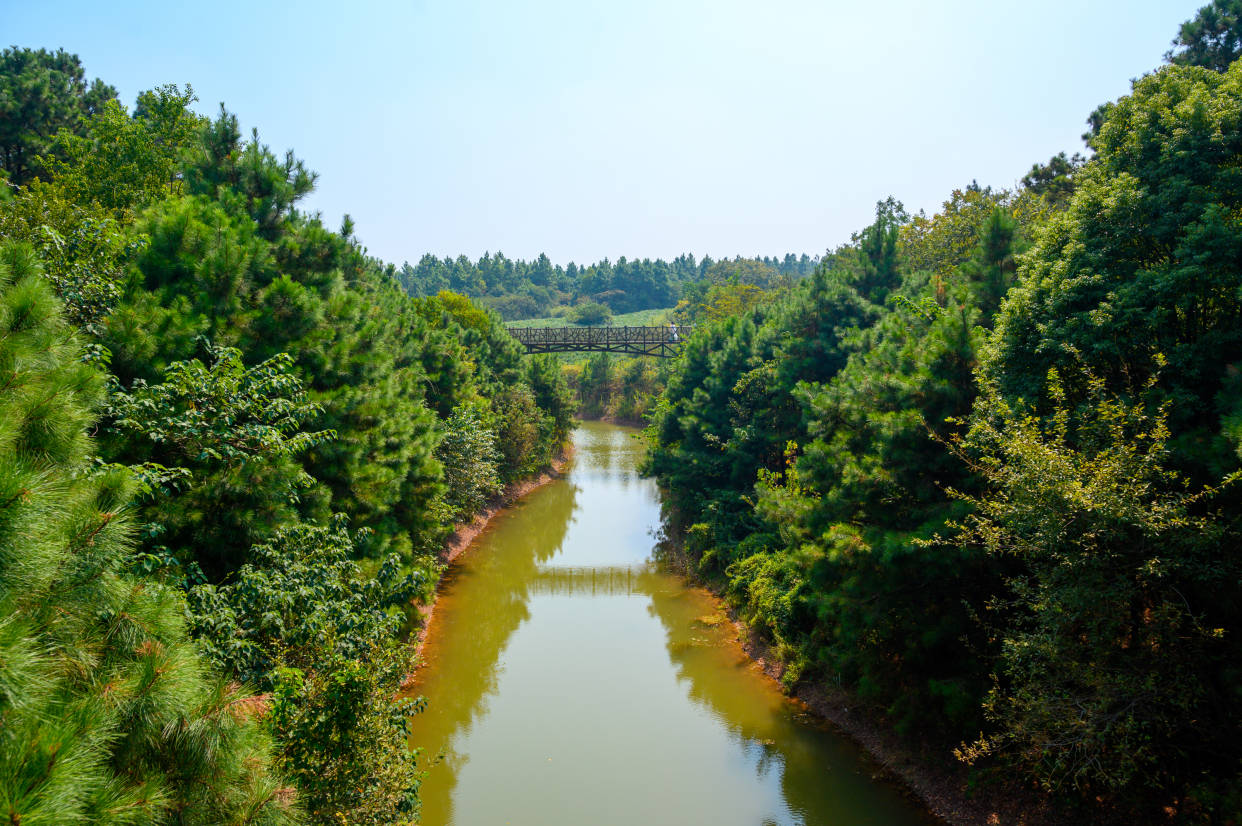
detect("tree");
top-left (188, 519), bottom-right (425, 825)
top-left (988, 61), bottom-right (1242, 481)
top-left (98, 136), bottom-right (448, 566)
top-left (525, 353), bottom-right (576, 442)
top-left (0, 183), bottom-right (137, 332)
top-left (567, 300), bottom-right (612, 325)
top-left (743, 217), bottom-right (1021, 735)
top-left (615, 356), bottom-right (661, 422)
top-left (46, 84), bottom-right (205, 214)
top-left (959, 207), bottom-right (1022, 323)
top-left (102, 343), bottom-right (334, 579)
top-left (0, 47), bottom-right (116, 185)
top-left (0, 242), bottom-right (296, 825)
top-left (848, 197), bottom-right (907, 305)
top-left (578, 352), bottom-right (614, 417)
top-left (901, 186), bottom-right (1010, 280)
top-left (1167, 0), bottom-right (1242, 72)
top-left (953, 373), bottom-right (1242, 807)
top-left (491, 383), bottom-right (552, 482)
top-left (703, 257), bottom-right (782, 288)
top-left (435, 402), bottom-right (503, 520)
top-left (1019, 152), bottom-right (1086, 207)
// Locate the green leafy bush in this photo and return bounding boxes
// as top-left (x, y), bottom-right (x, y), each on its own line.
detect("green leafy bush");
top-left (953, 372), bottom-right (1241, 802)
top-left (567, 300), bottom-right (612, 325)
top-left (188, 517), bottom-right (425, 824)
top-left (436, 403), bottom-right (503, 521)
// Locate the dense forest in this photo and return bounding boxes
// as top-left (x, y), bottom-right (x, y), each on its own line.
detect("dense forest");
top-left (644, 2), bottom-right (1242, 821)
top-left (397, 249), bottom-right (817, 319)
top-left (0, 48), bottom-right (573, 824)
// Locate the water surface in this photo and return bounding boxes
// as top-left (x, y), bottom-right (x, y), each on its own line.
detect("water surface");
top-left (410, 421), bottom-right (931, 826)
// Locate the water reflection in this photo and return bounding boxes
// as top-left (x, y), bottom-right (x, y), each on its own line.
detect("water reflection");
top-left (409, 422), bottom-right (930, 826)
top-left (644, 581), bottom-right (931, 824)
top-left (410, 468), bottom-right (580, 818)
top-left (527, 564), bottom-right (653, 597)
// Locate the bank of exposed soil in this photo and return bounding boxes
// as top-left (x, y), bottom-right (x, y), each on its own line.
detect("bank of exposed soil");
top-left (656, 529), bottom-right (1072, 826)
top-left (408, 443), bottom-right (575, 665)
top-left (405, 431), bottom-right (1061, 825)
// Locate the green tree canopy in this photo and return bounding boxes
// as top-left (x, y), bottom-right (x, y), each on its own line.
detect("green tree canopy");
top-left (1167, 0), bottom-right (1242, 72)
top-left (0, 47), bottom-right (116, 185)
top-left (988, 60), bottom-right (1242, 479)
top-left (0, 243), bottom-right (296, 824)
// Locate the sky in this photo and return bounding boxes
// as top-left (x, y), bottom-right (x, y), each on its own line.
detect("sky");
top-left (5, 0), bottom-right (1206, 268)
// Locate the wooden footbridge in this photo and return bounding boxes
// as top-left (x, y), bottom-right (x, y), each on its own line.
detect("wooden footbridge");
top-left (508, 325), bottom-right (692, 357)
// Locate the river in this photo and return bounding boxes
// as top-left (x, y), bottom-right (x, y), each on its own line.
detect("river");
top-left (408, 421), bottom-right (933, 825)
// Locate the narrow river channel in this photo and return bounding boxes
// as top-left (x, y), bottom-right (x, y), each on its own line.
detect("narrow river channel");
top-left (409, 421), bottom-right (933, 825)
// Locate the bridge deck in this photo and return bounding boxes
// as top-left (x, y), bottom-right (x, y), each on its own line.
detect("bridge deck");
top-left (508, 324), bottom-right (691, 357)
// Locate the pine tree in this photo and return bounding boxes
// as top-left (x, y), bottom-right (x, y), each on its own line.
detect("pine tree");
top-left (0, 243), bottom-right (298, 825)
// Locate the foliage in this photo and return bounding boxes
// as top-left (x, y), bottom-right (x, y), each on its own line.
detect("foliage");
top-left (525, 353), bottom-right (577, 440)
top-left (9, 6), bottom-right (1242, 819)
top-left (900, 186), bottom-right (1009, 280)
top-left (673, 281), bottom-right (771, 324)
top-left (505, 306), bottom-right (673, 330)
top-left (1, 51), bottom-right (579, 821)
top-left (103, 342), bottom-right (334, 579)
top-left (491, 383), bottom-right (553, 483)
top-left (0, 47), bottom-right (116, 185)
top-left (269, 648), bottom-right (423, 826)
top-left (1020, 152), bottom-right (1086, 207)
top-left (436, 403), bottom-right (503, 521)
top-left (400, 250), bottom-right (816, 320)
top-left (644, 18), bottom-right (1242, 820)
top-left (45, 84), bottom-right (206, 215)
top-left (567, 300), bottom-right (612, 325)
top-left (108, 343), bottom-right (332, 470)
top-left (577, 352), bottom-right (614, 416)
top-left (95, 123), bottom-right (448, 563)
top-left (188, 518), bottom-right (421, 683)
top-left (987, 60), bottom-right (1242, 482)
top-left (736, 211), bottom-right (1020, 737)
top-left (614, 357), bottom-right (663, 422)
top-left (0, 243), bottom-right (297, 824)
top-left (187, 519), bottom-right (425, 825)
top-left (0, 189), bottom-right (137, 331)
top-left (1167, 0), bottom-right (1242, 71)
top-left (952, 373), bottom-right (1241, 804)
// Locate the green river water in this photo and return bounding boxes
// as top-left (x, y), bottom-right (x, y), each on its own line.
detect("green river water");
top-left (408, 421), bottom-right (934, 826)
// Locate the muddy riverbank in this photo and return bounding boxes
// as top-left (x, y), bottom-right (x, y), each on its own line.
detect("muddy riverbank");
top-left (657, 526), bottom-right (1070, 826)
top-left (406, 422), bottom-right (934, 826)
top-left (409, 444), bottom-right (574, 664)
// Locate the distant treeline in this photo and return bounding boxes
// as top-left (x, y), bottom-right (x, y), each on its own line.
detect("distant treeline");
top-left (397, 251), bottom-right (820, 319)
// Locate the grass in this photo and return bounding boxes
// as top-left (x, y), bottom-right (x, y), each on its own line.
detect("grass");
top-left (505, 307), bottom-right (674, 329)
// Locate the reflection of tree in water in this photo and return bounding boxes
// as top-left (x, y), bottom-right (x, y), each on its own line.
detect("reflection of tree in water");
top-left (643, 577), bottom-right (922, 826)
top-left (414, 423), bottom-right (925, 826)
top-left (574, 421), bottom-right (646, 489)
top-left (575, 421), bottom-right (621, 471)
top-left (410, 476), bottom-right (579, 817)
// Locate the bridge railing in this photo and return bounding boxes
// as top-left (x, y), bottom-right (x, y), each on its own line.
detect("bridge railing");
top-left (508, 325), bottom-right (693, 356)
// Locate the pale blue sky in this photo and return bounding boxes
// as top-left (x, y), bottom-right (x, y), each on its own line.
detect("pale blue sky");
top-left (6, 0), bottom-right (1204, 267)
